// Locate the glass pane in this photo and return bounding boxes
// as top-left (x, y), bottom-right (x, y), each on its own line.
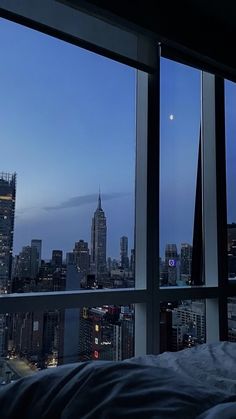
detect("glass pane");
top-left (0, 18), bottom-right (136, 294)
top-left (160, 299), bottom-right (206, 352)
top-left (0, 304), bottom-right (134, 384)
top-left (160, 58), bottom-right (201, 286)
top-left (225, 81), bottom-right (236, 280)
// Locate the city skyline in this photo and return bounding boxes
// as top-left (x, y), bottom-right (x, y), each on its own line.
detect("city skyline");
top-left (0, 18), bottom-right (135, 260)
top-left (1, 18), bottom-right (235, 261)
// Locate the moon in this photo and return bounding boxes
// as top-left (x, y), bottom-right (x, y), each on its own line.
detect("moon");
top-left (169, 114), bottom-right (174, 121)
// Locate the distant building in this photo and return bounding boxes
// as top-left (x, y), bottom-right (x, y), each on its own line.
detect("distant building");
top-left (227, 223), bottom-right (236, 251)
top-left (90, 193), bottom-right (107, 278)
top-left (18, 246), bottom-right (32, 278)
top-left (51, 250), bottom-right (63, 268)
top-left (120, 306), bottom-right (134, 359)
top-left (66, 252), bottom-right (74, 265)
top-left (180, 243), bottom-right (192, 278)
top-left (228, 224), bottom-right (236, 278)
top-left (120, 236), bottom-right (129, 269)
top-left (107, 257), bottom-right (112, 273)
top-left (228, 297), bottom-right (236, 341)
top-left (73, 240), bottom-right (89, 275)
top-left (59, 263), bottom-right (82, 364)
top-left (130, 249), bottom-right (135, 278)
top-left (0, 172), bottom-right (16, 292)
top-left (173, 301), bottom-right (206, 344)
top-left (165, 244), bottom-right (178, 285)
top-left (79, 306), bottom-right (121, 361)
top-left (13, 242), bottom-right (42, 281)
top-left (31, 239), bottom-right (42, 277)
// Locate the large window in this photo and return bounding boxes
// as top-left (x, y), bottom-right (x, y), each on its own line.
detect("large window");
top-left (0, 15), bottom-right (137, 377)
top-left (0, 0), bottom-right (235, 384)
top-left (0, 18), bottom-right (136, 295)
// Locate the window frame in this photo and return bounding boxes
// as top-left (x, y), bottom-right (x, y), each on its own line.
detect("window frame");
top-left (0, 0), bottom-right (235, 356)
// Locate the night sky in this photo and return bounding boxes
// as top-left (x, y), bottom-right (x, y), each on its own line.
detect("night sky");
top-left (0, 18), bottom-right (235, 259)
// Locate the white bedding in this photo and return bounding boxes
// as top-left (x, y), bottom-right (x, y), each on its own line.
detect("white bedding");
top-left (0, 342), bottom-right (236, 418)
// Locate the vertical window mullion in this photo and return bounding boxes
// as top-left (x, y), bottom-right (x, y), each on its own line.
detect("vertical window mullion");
top-left (202, 72), bottom-right (218, 287)
top-left (135, 46), bottom-right (160, 356)
top-left (146, 50), bottom-right (160, 355)
top-left (201, 71), bottom-right (220, 342)
top-left (215, 76), bottom-right (228, 340)
top-left (134, 70), bottom-right (148, 356)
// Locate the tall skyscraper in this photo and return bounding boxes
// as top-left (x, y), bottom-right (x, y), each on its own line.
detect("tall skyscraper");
top-left (120, 236), bottom-right (129, 269)
top-left (0, 172), bottom-right (16, 292)
top-left (31, 239), bottom-right (42, 278)
top-left (90, 193), bottom-right (107, 278)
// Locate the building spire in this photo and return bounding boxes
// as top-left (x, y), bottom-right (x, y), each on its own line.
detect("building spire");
top-left (98, 187), bottom-right (102, 210)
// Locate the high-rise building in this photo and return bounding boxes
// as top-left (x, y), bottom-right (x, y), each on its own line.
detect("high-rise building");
top-left (79, 305), bottom-right (122, 361)
top-left (12, 241), bottom-right (42, 283)
top-left (66, 252), bottom-right (74, 265)
top-left (120, 236), bottom-right (129, 269)
top-left (227, 223), bottom-right (236, 251)
top-left (18, 246), bottom-right (32, 278)
top-left (60, 262), bottom-right (82, 364)
top-left (180, 243), bottom-right (192, 277)
top-left (165, 244), bottom-right (178, 285)
top-left (73, 240), bottom-right (90, 275)
top-left (227, 224), bottom-right (236, 279)
top-left (90, 193), bottom-right (107, 278)
top-left (31, 240), bottom-right (42, 278)
top-left (51, 250), bottom-right (63, 268)
top-left (0, 172), bottom-right (16, 292)
top-left (130, 248), bottom-right (135, 278)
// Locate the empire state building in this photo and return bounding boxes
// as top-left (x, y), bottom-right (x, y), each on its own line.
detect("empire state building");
top-left (90, 193), bottom-right (107, 278)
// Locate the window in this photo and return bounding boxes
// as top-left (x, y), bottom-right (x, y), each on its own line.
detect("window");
top-left (0, 18), bottom-right (136, 295)
top-left (0, 1), bottom-right (235, 382)
top-left (160, 58), bottom-right (201, 287)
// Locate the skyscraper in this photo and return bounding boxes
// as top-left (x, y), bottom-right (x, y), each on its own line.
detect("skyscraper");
top-left (0, 172), bottom-right (16, 292)
top-left (120, 236), bottom-right (129, 269)
top-left (180, 243), bottom-right (192, 276)
top-left (31, 239), bottom-right (42, 279)
top-left (51, 250), bottom-right (63, 268)
top-left (90, 193), bottom-right (107, 278)
top-left (73, 240), bottom-right (90, 275)
top-left (165, 244), bottom-right (178, 285)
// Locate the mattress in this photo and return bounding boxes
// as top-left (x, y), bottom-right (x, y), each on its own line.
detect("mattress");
top-left (0, 342), bottom-right (236, 418)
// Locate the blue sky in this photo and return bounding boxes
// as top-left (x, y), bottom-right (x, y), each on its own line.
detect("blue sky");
top-left (1, 18), bottom-right (235, 260)
top-left (0, 18), bottom-right (135, 259)
top-left (225, 80), bottom-right (236, 223)
top-left (160, 58), bottom-right (200, 255)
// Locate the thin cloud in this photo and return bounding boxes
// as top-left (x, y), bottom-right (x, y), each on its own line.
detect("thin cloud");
top-left (44, 192), bottom-right (129, 211)
top-left (15, 206), bottom-right (38, 216)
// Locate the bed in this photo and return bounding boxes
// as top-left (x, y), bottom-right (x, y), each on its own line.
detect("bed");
top-left (0, 342), bottom-right (236, 418)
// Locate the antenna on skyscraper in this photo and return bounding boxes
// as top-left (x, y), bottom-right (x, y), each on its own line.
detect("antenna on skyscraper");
top-left (98, 186), bottom-right (102, 210)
